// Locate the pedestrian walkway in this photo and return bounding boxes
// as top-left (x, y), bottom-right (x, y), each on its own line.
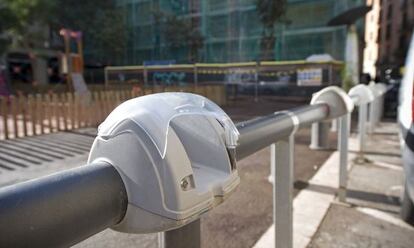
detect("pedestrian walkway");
top-left (0, 128), bottom-right (96, 187)
top-left (254, 121), bottom-right (414, 248)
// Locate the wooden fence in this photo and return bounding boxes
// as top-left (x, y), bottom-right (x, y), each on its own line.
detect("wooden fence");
top-left (0, 85), bottom-right (226, 140)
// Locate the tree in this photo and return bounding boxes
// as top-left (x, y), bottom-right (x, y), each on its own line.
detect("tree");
top-left (2, 0), bottom-right (54, 50)
top-left (49, 0), bottom-right (126, 65)
top-left (256, 0), bottom-right (288, 61)
top-left (0, 0), bottom-right (54, 89)
top-left (0, 7), bottom-right (17, 56)
top-left (154, 11), bottom-right (204, 63)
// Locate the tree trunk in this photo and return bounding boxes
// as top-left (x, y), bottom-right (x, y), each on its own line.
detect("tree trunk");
top-left (260, 35), bottom-right (276, 61)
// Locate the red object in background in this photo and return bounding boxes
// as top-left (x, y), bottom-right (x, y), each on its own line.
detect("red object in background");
top-left (132, 86), bottom-right (142, 96)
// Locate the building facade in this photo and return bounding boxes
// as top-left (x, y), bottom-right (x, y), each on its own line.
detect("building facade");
top-left (116, 0), bottom-right (364, 65)
top-left (363, 0), bottom-right (381, 78)
top-left (376, 0), bottom-right (414, 78)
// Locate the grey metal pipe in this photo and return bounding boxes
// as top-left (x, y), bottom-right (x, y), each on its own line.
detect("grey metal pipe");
top-left (357, 103), bottom-right (368, 158)
top-left (159, 219), bottom-right (201, 248)
top-left (236, 103), bottom-right (329, 160)
top-left (0, 162), bottom-right (128, 248)
top-left (338, 114), bottom-right (350, 202)
top-left (273, 136), bottom-right (294, 248)
top-left (309, 121), bottom-right (330, 150)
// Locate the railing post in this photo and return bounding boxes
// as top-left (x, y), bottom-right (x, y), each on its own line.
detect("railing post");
top-left (273, 134), bottom-right (294, 248)
top-left (367, 100), bottom-right (376, 134)
top-left (330, 118), bottom-right (338, 132)
top-left (269, 143), bottom-right (276, 183)
top-left (373, 83), bottom-right (387, 127)
top-left (310, 121), bottom-right (330, 150)
top-left (193, 65), bottom-right (198, 89)
top-left (348, 84), bottom-right (375, 163)
top-left (254, 61), bottom-right (259, 102)
top-left (144, 66), bottom-right (148, 87)
top-left (356, 103), bottom-right (368, 163)
top-left (338, 114), bottom-right (350, 202)
top-left (376, 95), bottom-right (382, 124)
top-left (158, 219), bottom-right (201, 248)
top-left (377, 85), bottom-right (386, 122)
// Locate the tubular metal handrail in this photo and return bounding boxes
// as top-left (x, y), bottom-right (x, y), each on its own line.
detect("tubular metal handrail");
top-left (0, 162), bottom-right (128, 248)
top-left (236, 103), bottom-right (329, 160)
top-left (0, 103), bottom-right (331, 248)
top-left (0, 84), bottom-right (390, 248)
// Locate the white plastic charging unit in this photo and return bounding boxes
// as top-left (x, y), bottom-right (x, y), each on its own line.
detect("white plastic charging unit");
top-left (88, 93), bottom-right (240, 233)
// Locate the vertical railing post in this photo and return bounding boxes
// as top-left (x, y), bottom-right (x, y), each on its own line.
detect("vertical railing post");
top-left (338, 114), bottom-right (350, 202)
top-left (330, 118), bottom-right (338, 132)
top-left (356, 103), bottom-right (368, 163)
top-left (268, 143), bottom-right (276, 183)
top-left (254, 61), bottom-right (259, 102)
top-left (10, 96), bottom-right (18, 138)
top-left (193, 65), bottom-right (198, 90)
top-left (158, 219), bottom-right (201, 248)
top-left (104, 67), bottom-right (109, 85)
top-left (378, 91), bottom-right (385, 122)
top-left (374, 90), bottom-right (385, 125)
top-left (367, 100), bottom-right (375, 134)
top-left (143, 66), bottom-right (148, 88)
top-left (0, 96), bottom-right (9, 139)
top-left (310, 121), bottom-right (330, 150)
top-left (272, 134), bottom-right (295, 248)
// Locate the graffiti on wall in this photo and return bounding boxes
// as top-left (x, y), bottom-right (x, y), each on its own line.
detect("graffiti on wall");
top-left (152, 72), bottom-right (186, 86)
top-left (225, 69), bottom-right (256, 85)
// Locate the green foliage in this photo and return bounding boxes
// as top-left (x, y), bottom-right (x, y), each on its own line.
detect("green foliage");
top-left (5, 0), bottom-right (53, 28)
top-left (49, 0), bottom-right (126, 64)
top-left (341, 65), bottom-right (354, 91)
top-left (0, 0), bottom-right (125, 64)
top-left (256, 0), bottom-right (288, 60)
top-left (1, 0), bottom-right (54, 49)
top-left (0, 7), bottom-right (17, 55)
top-left (154, 11), bottom-right (204, 62)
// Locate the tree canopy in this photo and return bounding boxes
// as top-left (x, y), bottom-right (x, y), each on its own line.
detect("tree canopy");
top-left (48, 0), bottom-right (126, 64)
top-left (0, 6), bottom-right (17, 55)
top-left (0, 0), bottom-right (125, 65)
top-left (256, 0), bottom-right (288, 60)
top-left (153, 10), bottom-right (204, 63)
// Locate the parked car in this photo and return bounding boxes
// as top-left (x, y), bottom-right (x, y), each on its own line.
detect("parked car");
top-left (398, 32), bottom-right (414, 225)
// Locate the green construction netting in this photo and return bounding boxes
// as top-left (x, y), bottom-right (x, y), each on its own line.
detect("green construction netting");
top-left (112, 0), bottom-right (364, 65)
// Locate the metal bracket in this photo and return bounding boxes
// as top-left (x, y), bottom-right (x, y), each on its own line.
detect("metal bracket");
top-left (374, 83), bottom-right (387, 96)
top-left (348, 84), bottom-right (375, 105)
top-left (310, 86), bottom-right (354, 120)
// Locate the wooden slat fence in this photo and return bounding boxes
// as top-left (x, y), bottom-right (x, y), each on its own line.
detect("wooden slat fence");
top-left (0, 85), bottom-right (226, 140)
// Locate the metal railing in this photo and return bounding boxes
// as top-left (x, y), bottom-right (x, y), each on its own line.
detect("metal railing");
top-left (0, 83), bottom-right (388, 248)
top-left (0, 162), bottom-right (128, 247)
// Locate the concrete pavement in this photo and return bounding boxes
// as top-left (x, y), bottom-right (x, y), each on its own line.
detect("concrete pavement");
top-left (0, 129), bottom-right (95, 187)
top-left (254, 121), bottom-right (414, 248)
